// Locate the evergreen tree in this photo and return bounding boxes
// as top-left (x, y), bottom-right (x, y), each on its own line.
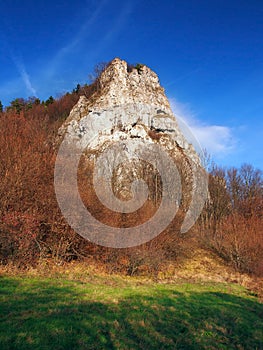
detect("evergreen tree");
top-left (45, 96), bottom-right (55, 106)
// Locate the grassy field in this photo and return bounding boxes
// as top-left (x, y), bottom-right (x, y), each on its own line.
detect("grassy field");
top-left (0, 273), bottom-right (262, 350)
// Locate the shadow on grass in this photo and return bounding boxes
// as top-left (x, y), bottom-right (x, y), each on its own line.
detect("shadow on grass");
top-left (0, 276), bottom-right (262, 349)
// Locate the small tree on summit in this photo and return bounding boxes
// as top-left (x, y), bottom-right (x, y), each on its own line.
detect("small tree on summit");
top-left (0, 100), bottom-right (3, 113)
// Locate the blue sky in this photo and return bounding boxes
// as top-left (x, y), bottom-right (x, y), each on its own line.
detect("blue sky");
top-left (0, 0), bottom-right (262, 169)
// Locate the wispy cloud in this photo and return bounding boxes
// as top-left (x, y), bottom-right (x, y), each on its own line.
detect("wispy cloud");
top-left (11, 57), bottom-right (37, 96)
top-left (1, 0), bottom-right (133, 104)
top-left (94, 2), bottom-right (133, 54)
top-left (0, 21), bottom-right (37, 98)
top-left (47, 0), bottom-right (109, 78)
top-left (21, 69), bottom-right (36, 96)
top-left (169, 97), bottom-right (237, 158)
top-left (46, 0), bottom-right (133, 81)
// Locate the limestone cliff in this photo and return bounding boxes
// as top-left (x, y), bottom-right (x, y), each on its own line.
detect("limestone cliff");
top-left (56, 58), bottom-right (207, 238)
top-left (59, 58), bottom-right (199, 165)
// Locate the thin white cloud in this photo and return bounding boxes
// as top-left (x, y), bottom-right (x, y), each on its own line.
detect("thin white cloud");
top-left (46, 0), bottom-right (133, 82)
top-left (18, 65), bottom-right (37, 96)
top-left (169, 97), bottom-right (236, 158)
top-left (11, 55), bottom-right (37, 96)
top-left (100, 4), bottom-right (132, 44)
top-left (47, 0), bottom-right (109, 78)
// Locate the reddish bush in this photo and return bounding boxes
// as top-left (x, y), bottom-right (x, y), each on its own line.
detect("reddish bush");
top-left (0, 211), bottom-right (40, 265)
top-left (200, 164), bottom-right (263, 276)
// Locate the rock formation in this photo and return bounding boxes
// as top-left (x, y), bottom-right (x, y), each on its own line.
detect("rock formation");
top-left (59, 58), bottom-right (200, 162)
top-left (56, 58), bottom-right (207, 246)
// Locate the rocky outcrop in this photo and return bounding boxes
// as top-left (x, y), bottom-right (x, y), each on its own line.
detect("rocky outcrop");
top-left (59, 58), bottom-right (199, 165)
top-left (56, 58), bottom-right (207, 242)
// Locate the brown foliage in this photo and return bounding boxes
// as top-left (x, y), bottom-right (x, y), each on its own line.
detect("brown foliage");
top-left (0, 109), bottom-right (89, 265)
top-left (200, 164), bottom-right (263, 276)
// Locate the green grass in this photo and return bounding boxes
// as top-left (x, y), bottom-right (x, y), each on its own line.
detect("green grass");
top-left (0, 274), bottom-right (262, 349)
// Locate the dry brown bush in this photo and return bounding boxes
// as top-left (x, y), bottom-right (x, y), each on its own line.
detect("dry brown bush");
top-left (0, 110), bottom-right (87, 265)
top-left (202, 213), bottom-right (263, 276)
top-left (199, 164), bottom-right (263, 276)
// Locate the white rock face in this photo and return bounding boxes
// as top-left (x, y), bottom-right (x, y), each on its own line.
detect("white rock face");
top-left (59, 58), bottom-right (200, 165)
top-left (96, 58), bottom-right (172, 113)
